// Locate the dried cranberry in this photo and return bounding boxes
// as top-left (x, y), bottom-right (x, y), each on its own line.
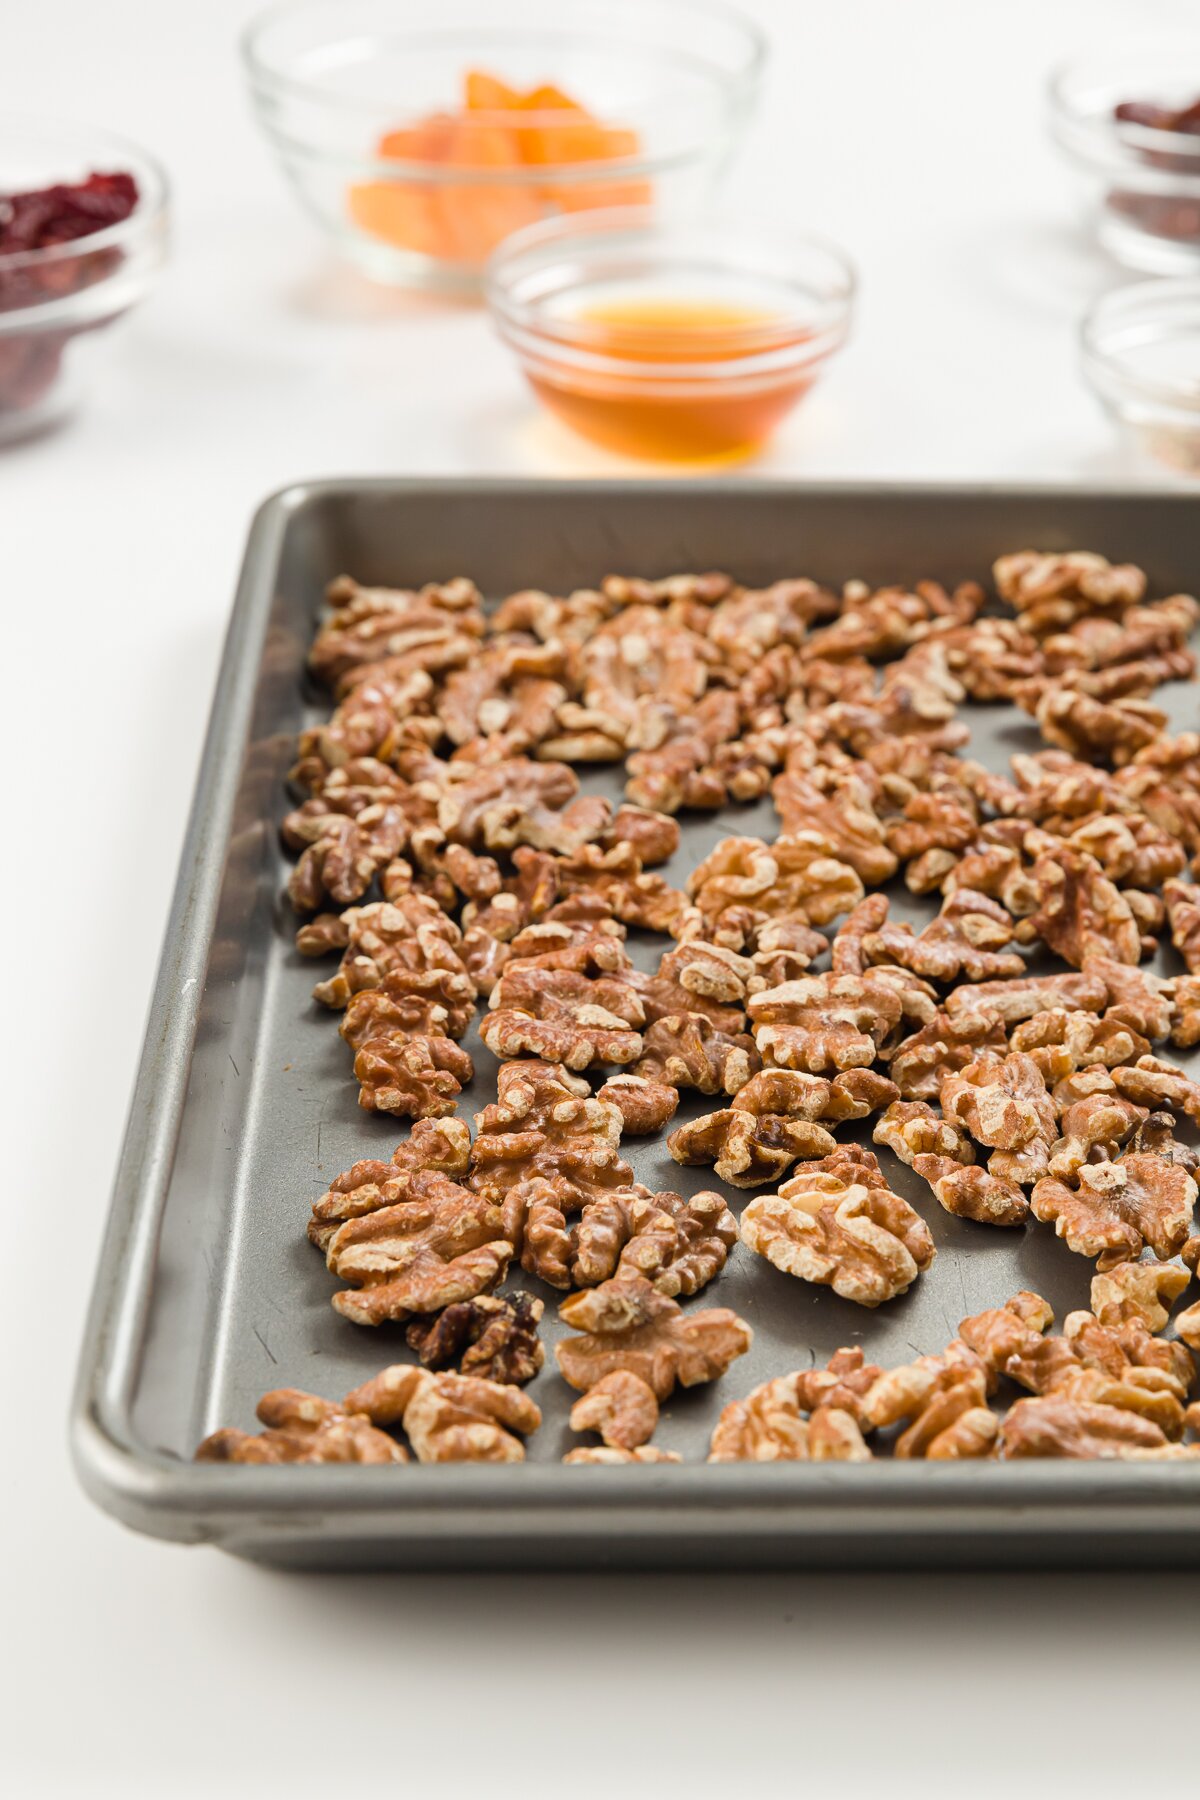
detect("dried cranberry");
top-left (0, 169), bottom-right (140, 417)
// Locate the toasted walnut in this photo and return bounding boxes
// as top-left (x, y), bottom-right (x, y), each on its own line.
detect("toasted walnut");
top-left (669, 1106), bottom-right (835, 1187)
top-left (759, 833), bottom-right (865, 929)
top-left (1172, 976), bottom-right (1200, 1051)
top-left (1090, 1264), bottom-right (1191, 1334)
top-left (1059, 811), bottom-right (1186, 888)
top-left (741, 1153), bottom-right (936, 1307)
top-left (1047, 1093), bottom-right (1148, 1181)
top-left (863, 890), bottom-right (1024, 985)
top-left (633, 1013), bottom-right (759, 1095)
top-left (595, 1074), bottom-right (680, 1135)
top-left (686, 836), bottom-right (779, 932)
top-left (993, 551), bottom-right (1146, 633)
top-left (563, 1445), bottom-right (684, 1464)
top-left (602, 804), bottom-right (681, 867)
top-left (957, 1291), bottom-right (1055, 1381)
top-left (1031, 1154), bottom-right (1197, 1269)
top-left (941, 1054), bottom-right (1056, 1168)
top-left (482, 966), bottom-right (644, 1070)
top-left (552, 841), bottom-right (691, 934)
top-left (436, 640), bottom-right (569, 749)
top-left (196, 1389), bottom-right (408, 1465)
top-left (468, 1062), bottom-right (633, 1215)
top-left (887, 1006), bottom-right (1008, 1100)
top-left (1015, 847), bottom-right (1142, 968)
top-left (944, 969), bottom-right (1108, 1025)
top-left (709, 1383), bottom-right (872, 1463)
top-left (344, 1365), bottom-right (541, 1463)
top-left (308, 1118), bottom-right (473, 1249)
top-left (1176, 1299), bottom-right (1200, 1351)
top-left (1009, 1009), bottom-right (1149, 1093)
top-left (748, 917), bottom-right (830, 987)
top-left (1028, 690), bottom-right (1166, 766)
top-left (339, 967), bottom-right (475, 1049)
top-left (322, 1172), bottom-right (514, 1325)
top-left (671, 1067), bottom-right (897, 1187)
top-left (911, 1154), bottom-right (1028, 1226)
top-left (886, 791), bottom-right (980, 871)
top-left (1112, 1053), bottom-right (1200, 1122)
top-left (555, 1275), bottom-right (752, 1400)
top-left (748, 973), bottom-right (901, 1074)
top-left (434, 756), bottom-right (610, 856)
top-left (404, 1292), bottom-right (544, 1384)
top-left (1083, 953), bottom-right (1175, 1042)
top-left (308, 576), bottom-right (484, 689)
top-left (860, 1352), bottom-right (998, 1459)
top-left (351, 1034), bottom-right (475, 1119)
top-left (311, 897), bottom-right (473, 1010)
top-left (569, 1370), bottom-right (660, 1450)
top-left (1001, 1396), bottom-right (1172, 1459)
top-left (874, 1099), bottom-right (975, 1166)
top-left (569, 1188), bottom-right (738, 1296)
top-left (1164, 878), bottom-right (1200, 983)
top-left (771, 768), bottom-right (897, 883)
top-left (285, 803), bottom-right (410, 914)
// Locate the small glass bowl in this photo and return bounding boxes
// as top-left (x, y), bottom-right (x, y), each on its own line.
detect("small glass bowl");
top-left (1050, 43), bottom-right (1200, 273)
top-left (485, 210), bottom-right (854, 464)
top-left (1082, 277), bottom-right (1200, 475)
top-left (0, 118), bottom-right (168, 443)
top-left (242, 0), bottom-right (766, 294)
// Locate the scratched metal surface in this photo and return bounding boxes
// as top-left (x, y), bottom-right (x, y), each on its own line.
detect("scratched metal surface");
top-left (77, 482), bottom-right (1200, 1566)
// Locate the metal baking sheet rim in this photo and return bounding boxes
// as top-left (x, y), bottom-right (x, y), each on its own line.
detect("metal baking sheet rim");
top-left (71, 477), bottom-right (1200, 1570)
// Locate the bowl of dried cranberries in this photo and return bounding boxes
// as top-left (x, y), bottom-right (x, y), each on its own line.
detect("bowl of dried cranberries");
top-left (0, 119), bottom-right (168, 441)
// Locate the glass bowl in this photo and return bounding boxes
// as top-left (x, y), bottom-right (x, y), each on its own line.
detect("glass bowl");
top-left (242, 0), bottom-right (766, 294)
top-left (1082, 277), bottom-right (1200, 475)
top-left (485, 209), bottom-right (854, 464)
top-left (0, 118), bottom-right (168, 443)
top-left (1050, 42), bottom-right (1200, 273)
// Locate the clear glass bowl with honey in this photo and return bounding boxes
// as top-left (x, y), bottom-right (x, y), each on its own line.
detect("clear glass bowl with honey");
top-left (485, 209), bottom-right (855, 463)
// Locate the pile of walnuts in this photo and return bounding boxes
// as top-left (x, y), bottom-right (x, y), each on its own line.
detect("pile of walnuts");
top-left (198, 551), bottom-right (1200, 1465)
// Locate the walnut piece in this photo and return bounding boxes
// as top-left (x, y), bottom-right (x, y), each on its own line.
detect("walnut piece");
top-left (886, 1006), bottom-right (1008, 1100)
top-left (940, 1052), bottom-right (1056, 1185)
top-left (344, 1365), bottom-right (541, 1462)
top-left (633, 1013), bottom-right (759, 1095)
top-left (740, 1149), bottom-right (936, 1306)
top-left (351, 1032), bottom-right (474, 1119)
top-left (322, 1172), bottom-right (514, 1326)
top-left (862, 889), bottom-right (1025, 984)
top-left (1090, 1263), bottom-right (1191, 1334)
top-left (569, 1370), bottom-right (660, 1450)
top-left (670, 1067), bottom-right (897, 1186)
top-left (555, 1275), bottom-right (752, 1400)
top-left (1018, 847), bottom-right (1142, 967)
top-left (861, 1351), bottom-right (999, 1459)
top-left (404, 1292), bottom-right (544, 1384)
top-left (196, 1388), bottom-right (408, 1465)
top-left (569, 1188), bottom-right (738, 1297)
top-left (873, 1098), bottom-right (976, 1166)
top-left (944, 969), bottom-right (1108, 1024)
top-left (308, 1118), bottom-right (473, 1249)
top-left (595, 1073), bottom-right (680, 1135)
top-left (911, 1154), bottom-right (1029, 1226)
top-left (482, 965), bottom-right (644, 1070)
top-left (748, 972), bottom-right (902, 1074)
top-left (1031, 1154), bottom-right (1197, 1270)
top-left (1001, 1396), bottom-right (1175, 1460)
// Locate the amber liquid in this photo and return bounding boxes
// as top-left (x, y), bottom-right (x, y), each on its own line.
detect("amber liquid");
top-left (527, 297), bottom-right (815, 463)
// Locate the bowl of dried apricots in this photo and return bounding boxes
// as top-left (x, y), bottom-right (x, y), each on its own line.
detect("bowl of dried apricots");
top-left (243, 0), bottom-right (766, 293)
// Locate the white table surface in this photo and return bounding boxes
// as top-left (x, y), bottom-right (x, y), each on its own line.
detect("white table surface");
top-left (6, 0), bottom-right (1199, 1792)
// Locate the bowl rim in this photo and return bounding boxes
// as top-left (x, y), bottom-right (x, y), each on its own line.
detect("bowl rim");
top-left (240, 0), bottom-right (769, 120)
top-left (485, 207), bottom-right (856, 380)
top-left (1081, 275), bottom-right (1200, 410)
top-left (0, 116), bottom-right (169, 276)
top-left (1048, 43), bottom-right (1200, 161)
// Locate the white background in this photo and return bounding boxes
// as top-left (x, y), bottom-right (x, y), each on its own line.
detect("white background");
top-left (5, 1), bottom-right (1199, 1793)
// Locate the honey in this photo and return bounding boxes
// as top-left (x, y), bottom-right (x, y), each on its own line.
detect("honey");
top-left (523, 296), bottom-right (816, 463)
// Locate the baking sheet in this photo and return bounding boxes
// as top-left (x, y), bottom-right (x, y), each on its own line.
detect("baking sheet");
top-left (72, 480), bottom-right (1200, 1568)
